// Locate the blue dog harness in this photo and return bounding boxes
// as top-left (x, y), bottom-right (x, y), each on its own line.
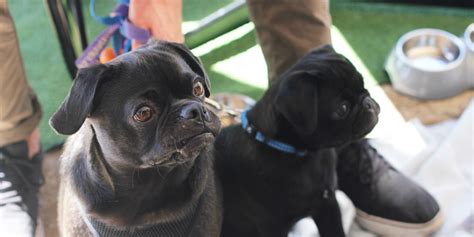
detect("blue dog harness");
top-left (240, 110), bottom-right (308, 157)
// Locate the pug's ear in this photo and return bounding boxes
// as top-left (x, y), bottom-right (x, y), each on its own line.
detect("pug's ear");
top-left (274, 72), bottom-right (319, 135)
top-left (165, 42), bottom-right (211, 97)
top-left (49, 64), bottom-right (109, 135)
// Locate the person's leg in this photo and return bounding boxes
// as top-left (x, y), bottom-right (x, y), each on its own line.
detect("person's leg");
top-left (0, 1), bottom-right (42, 148)
top-left (246, 0), bottom-right (332, 82)
top-left (0, 0), bottom-right (43, 236)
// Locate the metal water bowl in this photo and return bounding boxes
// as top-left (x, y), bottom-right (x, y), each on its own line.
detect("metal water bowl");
top-left (386, 28), bottom-right (468, 99)
top-left (464, 24), bottom-right (474, 88)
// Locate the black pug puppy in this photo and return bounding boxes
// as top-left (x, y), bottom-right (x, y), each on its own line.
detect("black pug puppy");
top-left (50, 41), bottom-right (222, 236)
top-left (215, 45), bottom-right (380, 237)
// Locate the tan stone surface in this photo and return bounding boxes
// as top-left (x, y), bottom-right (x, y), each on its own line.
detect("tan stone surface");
top-left (38, 148), bottom-right (61, 237)
top-left (381, 85), bottom-right (473, 125)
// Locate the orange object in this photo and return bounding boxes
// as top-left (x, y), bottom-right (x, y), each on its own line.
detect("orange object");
top-left (132, 40), bottom-right (143, 50)
top-left (99, 47), bottom-right (123, 64)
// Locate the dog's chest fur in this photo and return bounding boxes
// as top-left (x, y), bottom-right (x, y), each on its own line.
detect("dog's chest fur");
top-left (216, 125), bottom-right (337, 221)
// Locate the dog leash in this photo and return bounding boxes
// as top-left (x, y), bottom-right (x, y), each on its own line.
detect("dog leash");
top-left (240, 110), bottom-right (308, 157)
top-left (75, 0), bottom-right (150, 68)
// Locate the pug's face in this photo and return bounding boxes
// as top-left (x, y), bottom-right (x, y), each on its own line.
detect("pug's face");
top-left (50, 41), bottom-right (220, 169)
top-left (272, 45), bottom-right (379, 148)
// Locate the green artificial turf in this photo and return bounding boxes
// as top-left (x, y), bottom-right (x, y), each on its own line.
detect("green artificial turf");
top-left (7, 0), bottom-right (473, 149)
top-left (331, 3), bottom-right (473, 84)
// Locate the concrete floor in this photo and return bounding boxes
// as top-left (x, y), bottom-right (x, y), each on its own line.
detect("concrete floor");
top-left (38, 149), bottom-right (61, 237)
top-left (37, 87), bottom-right (473, 237)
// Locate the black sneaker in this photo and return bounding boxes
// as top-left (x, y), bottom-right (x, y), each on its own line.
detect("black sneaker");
top-left (337, 139), bottom-right (444, 236)
top-left (0, 141), bottom-right (43, 233)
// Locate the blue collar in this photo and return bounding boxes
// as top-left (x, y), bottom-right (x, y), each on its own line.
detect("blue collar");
top-left (240, 110), bottom-right (308, 157)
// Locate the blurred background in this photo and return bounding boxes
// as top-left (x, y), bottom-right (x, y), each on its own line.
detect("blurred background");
top-left (7, 1), bottom-right (473, 236)
top-left (8, 0), bottom-right (473, 149)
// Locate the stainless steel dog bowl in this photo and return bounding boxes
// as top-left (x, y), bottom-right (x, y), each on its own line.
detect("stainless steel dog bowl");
top-left (464, 24), bottom-right (474, 88)
top-left (385, 28), bottom-right (467, 99)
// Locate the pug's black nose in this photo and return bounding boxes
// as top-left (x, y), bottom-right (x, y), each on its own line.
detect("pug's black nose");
top-left (180, 102), bottom-right (211, 121)
top-left (363, 97), bottom-right (380, 114)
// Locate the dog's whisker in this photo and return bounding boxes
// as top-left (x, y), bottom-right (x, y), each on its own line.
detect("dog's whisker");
top-left (156, 166), bottom-right (164, 178)
top-left (131, 167), bottom-right (138, 189)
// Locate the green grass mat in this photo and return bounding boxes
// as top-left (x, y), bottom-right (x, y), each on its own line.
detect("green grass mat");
top-left (331, 3), bottom-right (473, 85)
top-left (7, 0), bottom-right (473, 149)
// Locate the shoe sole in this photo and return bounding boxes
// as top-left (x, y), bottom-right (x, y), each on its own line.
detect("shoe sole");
top-left (356, 208), bottom-right (444, 237)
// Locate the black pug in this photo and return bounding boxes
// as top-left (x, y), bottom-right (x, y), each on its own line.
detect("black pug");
top-left (215, 45), bottom-right (380, 237)
top-left (50, 41), bottom-right (222, 236)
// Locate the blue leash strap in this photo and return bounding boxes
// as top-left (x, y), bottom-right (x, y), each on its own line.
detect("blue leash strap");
top-left (240, 110), bottom-right (308, 157)
top-left (89, 0), bottom-right (128, 25)
top-left (89, 0), bottom-right (129, 55)
top-left (77, 0), bottom-right (150, 68)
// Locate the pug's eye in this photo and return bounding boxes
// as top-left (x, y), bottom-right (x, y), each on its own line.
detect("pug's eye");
top-left (133, 106), bottom-right (154, 122)
top-left (333, 102), bottom-right (350, 119)
top-left (193, 81), bottom-right (205, 97)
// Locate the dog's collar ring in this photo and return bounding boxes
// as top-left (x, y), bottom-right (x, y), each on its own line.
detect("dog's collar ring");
top-left (244, 123), bottom-right (257, 138)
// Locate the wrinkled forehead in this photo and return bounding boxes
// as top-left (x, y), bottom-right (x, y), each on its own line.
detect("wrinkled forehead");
top-left (101, 50), bottom-right (198, 99)
top-left (322, 61), bottom-right (364, 89)
top-left (117, 49), bottom-right (193, 76)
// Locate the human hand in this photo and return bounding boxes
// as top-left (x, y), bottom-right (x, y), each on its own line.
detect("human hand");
top-left (129, 0), bottom-right (184, 48)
